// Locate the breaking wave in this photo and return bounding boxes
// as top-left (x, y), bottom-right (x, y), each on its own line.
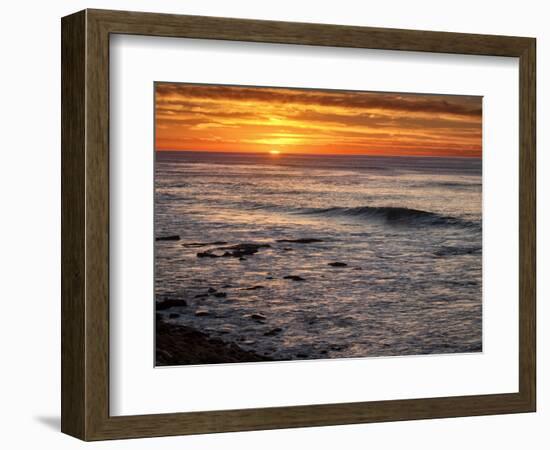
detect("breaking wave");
top-left (297, 205), bottom-right (479, 228)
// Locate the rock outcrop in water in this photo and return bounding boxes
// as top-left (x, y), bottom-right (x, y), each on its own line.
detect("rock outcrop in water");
top-left (264, 327), bottom-right (283, 336)
top-left (250, 313), bottom-right (267, 322)
top-left (276, 238), bottom-right (323, 244)
top-left (328, 262), bottom-right (348, 267)
top-left (196, 251), bottom-right (220, 258)
top-left (156, 235), bottom-right (180, 241)
top-left (193, 238), bottom-right (327, 260)
top-left (183, 241), bottom-right (228, 248)
top-left (197, 242), bottom-right (271, 258)
top-left (156, 297), bottom-right (188, 310)
top-left (284, 275), bottom-right (305, 281)
top-left (243, 285), bottom-right (265, 291)
top-left (156, 316), bottom-right (271, 365)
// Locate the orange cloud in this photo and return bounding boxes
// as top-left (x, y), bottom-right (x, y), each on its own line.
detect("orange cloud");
top-left (155, 83), bottom-right (482, 157)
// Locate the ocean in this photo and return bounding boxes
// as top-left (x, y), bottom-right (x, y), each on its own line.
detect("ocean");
top-left (155, 151), bottom-right (482, 361)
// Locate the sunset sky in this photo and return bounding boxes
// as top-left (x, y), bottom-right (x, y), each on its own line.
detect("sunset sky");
top-left (155, 83), bottom-right (482, 157)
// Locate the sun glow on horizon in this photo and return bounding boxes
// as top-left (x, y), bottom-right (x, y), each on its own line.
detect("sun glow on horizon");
top-left (269, 150), bottom-right (281, 155)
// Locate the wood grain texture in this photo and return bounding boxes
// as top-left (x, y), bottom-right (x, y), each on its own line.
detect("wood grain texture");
top-left (89, 8), bottom-right (532, 56)
top-left (518, 39), bottom-right (536, 409)
top-left (84, 10), bottom-right (111, 439)
top-left (61, 10), bottom-right (86, 439)
top-left (61, 8), bottom-right (536, 441)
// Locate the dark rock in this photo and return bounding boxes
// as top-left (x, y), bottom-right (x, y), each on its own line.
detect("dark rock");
top-left (156, 235), bottom-right (180, 241)
top-left (250, 313), bottom-right (267, 322)
top-left (243, 285), bottom-right (265, 291)
top-left (328, 262), bottom-right (348, 267)
top-left (222, 284), bottom-right (233, 288)
top-left (264, 327), bottom-right (283, 336)
top-left (239, 257), bottom-right (246, 261)
top-left (197, 242), bottom-right (270, 259)
top-left (155, 317), bottom-right (271, 365)
top-left (284, 275), bottom-right (305, 281)
top-left (195, 310), bottom-right (210, 317)
top-left (183, 241), bottom-right (228, 247)
top-left (296, 353), bottom-right (308, 358)
top-left (353, 267), bottom-right (363, 270)
top-left (194, 293), bottom-right (208, 298)
top-left (283, 247), bottom-right (293, 251)
top-left (169, 313), bottom-right (180, 319)
top-left (276, 238), bottom-right (323, 244)
top-left (266, 276), bottom-right (274, 280)
top-left (156, 298), bottom-right (188, 310)
top-left (197, 251), bottom-right (220, 258)
top-left (221, 242), bottom-right (270, 257)
top-left (207, 287), bottom-right (217, 293)
top-left (213, 292), bottom-right (227, 298)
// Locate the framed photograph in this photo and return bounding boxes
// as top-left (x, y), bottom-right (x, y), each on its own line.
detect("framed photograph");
top-left (61, 9), bottom-right (536, 440)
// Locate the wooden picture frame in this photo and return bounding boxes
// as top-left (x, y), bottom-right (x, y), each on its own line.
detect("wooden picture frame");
top-left (61, 9), bottom-right (536, 441)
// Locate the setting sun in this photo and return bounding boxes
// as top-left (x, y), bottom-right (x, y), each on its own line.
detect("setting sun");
top-left (269, 150), bottom-right (281, 155)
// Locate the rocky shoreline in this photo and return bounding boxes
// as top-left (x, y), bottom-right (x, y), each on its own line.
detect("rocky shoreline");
top-left (155, 236), bottom-right (360, 365)
top-left (155, 315), bottom-right (272, 366)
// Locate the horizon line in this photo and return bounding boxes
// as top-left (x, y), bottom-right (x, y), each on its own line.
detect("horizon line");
top-left (155, 148), bottom-right (482, 159)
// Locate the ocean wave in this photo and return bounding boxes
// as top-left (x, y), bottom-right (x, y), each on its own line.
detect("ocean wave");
top-left (297, 205), bottom-right (479, 228)
top-left (406, 181), bottom-right (481, 189)
top-left (434, 245), bottom-right (482, 257)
